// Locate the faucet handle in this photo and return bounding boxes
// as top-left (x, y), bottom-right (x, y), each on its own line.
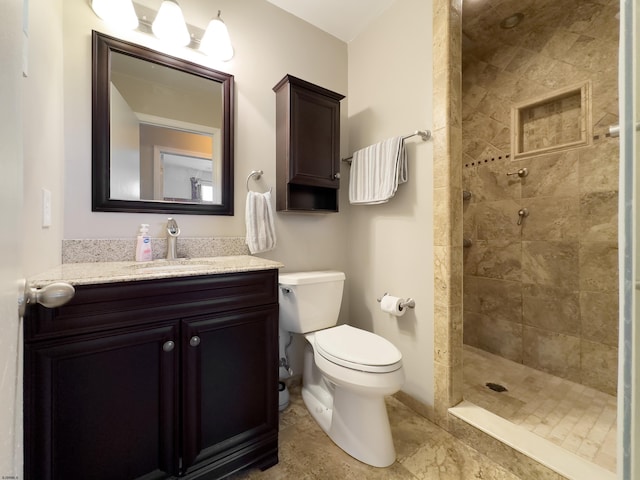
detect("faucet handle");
top-left (167, 217), bottom-right (180, 236)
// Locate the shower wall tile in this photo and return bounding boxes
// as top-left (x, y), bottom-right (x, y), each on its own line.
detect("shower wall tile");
top-left (522, 284), bottom-right (580, 335)
top-left (522, 327), bottom-right (581, 382)
top-left (578, 140), bottom-right (619, 194)
top-left (463, 240), bottom-right (521, 281)
top-left (462, 203), bottom-right (476, 241)
top-left (434, 185), bottom-right (463, 247)
top-left (466, 160), bottom-right (521, 202)
top-left (579, 191), bottom-right (618, 242)
top-left (520, 150), bottom-right (579, 199)
top-left (435, 246), bottom-right (464, 307)
top-left (463, 136), bottom-right (491, 160)
top-left (462, 84), bottom-right (488, 110)
top-left (521, 241), bottom-right (579, 291)
top-left (477, 93), bottom-right (511, 125)
top-left (521, 196), bottom-right (580, 241)
top-left (462, 311), bottom-right (481, 347)
top-left (477, 144), bottom-right (510, 164)
top-left (579, 241), bottom-right (618, 293)
top-left (463, 111), bottom-right (508, 149)
top-left (580, 291), bottom-right (619, 347)
top-left (464, 311), bottom-right (523, 363)
top-left (581, 340), bottom-right (618, 395)
top-left (476, 200), bottom-right (522, 241)
top-left (435, 304), bottom-right (464, 367)
top-left (464, 276), bottom-right (522, 323)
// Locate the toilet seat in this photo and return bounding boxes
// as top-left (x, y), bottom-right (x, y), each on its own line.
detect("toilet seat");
top-left (313, 325), bottom-right (402, 373)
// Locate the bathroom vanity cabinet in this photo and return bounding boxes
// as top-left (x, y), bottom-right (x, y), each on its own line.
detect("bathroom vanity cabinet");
top-left (24, 269), bottom-right (279, 480)
top-left (273, 74), bottom-right (345, 213)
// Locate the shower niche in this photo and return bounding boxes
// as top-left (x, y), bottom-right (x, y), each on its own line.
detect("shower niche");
top-left (511, 81), bottom-right (592, 159)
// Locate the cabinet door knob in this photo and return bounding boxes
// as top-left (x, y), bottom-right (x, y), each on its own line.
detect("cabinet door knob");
top-left (163, 341), bottom-right (175, 352)
top-left (333, 172), bottom-right (341, 180)
top-left (189, 336), bottom-right (201, 347)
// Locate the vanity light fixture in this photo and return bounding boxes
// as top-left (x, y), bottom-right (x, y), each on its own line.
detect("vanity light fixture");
top-left (91, 0), bottom-right (138, 30)
top-left (91, 1), bottom-right (235, 61)
top-left (152, 0), bottom-right (191, 47)
top-left (199, 11), bottom-right (234, 61)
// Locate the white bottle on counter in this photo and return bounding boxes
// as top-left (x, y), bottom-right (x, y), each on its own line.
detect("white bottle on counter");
top-left (135, 224), bottom-right (152, 262)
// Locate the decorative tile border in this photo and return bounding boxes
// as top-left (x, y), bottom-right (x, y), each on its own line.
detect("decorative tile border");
top-left (62, 237), bottom-right (249, 263)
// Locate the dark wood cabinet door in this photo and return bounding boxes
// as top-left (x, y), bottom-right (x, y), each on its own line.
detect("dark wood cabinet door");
top-left (181, 306), bottom-right (279, 477)
top-left (289, 86), bottom-right (341, 188)
top-left (25, 324), bottom-right (179, 480)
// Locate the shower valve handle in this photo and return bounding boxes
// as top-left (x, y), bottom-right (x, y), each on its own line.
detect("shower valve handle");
top-left (517, 208), bottom-right (529, 225)
top-left (506, 167), bottom-right (528, 178)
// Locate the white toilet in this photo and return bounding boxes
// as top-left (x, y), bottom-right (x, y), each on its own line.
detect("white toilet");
top-left (278, 271), bottom-right (405, 468)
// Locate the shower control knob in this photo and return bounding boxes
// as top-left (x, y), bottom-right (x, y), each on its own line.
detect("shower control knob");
top-left (190, 336), bottom-right (201, 347)
top-left (506, 167), bottom-right (528, 178)
top-left (163, 341), bottom-right (175, 352)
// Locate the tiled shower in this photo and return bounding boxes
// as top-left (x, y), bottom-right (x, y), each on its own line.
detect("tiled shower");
top-left (461, 0), bottom-right (619, 396)
top-left (459, 0), bottom-right (620, 472)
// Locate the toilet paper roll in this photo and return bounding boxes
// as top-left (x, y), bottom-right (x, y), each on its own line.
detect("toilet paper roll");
top-left (380, 295), bottom-right (406, 317)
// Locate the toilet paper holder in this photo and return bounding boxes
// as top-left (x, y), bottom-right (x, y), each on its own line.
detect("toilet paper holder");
top-left (376, 293), bottom-right (416, 310)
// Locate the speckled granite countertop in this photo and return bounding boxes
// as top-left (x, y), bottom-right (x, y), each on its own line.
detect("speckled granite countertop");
top-left (29, 256), bottom-right (284, 287)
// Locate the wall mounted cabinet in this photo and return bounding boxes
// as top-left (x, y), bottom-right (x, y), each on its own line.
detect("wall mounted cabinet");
top-left (273, 74), bottom-right (345, 212)
top-left (24, 270), bottom-right (279, 480)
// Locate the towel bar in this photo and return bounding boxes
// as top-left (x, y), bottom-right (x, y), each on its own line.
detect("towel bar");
top-left (342, 129), bottom-right (431, 163)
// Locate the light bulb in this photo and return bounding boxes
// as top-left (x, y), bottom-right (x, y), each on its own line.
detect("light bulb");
top-left (152, 0), bottom-right (191, 47)
top-left (91, 0), bottom-right (138, 30)
top-left (200, 12), bottom-right (234, 61)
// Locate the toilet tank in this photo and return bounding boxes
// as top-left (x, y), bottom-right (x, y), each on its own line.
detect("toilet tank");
top-left (279, 271), bottom-right (345, 333)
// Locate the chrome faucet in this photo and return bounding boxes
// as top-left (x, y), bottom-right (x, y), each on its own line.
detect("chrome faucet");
top-left (166, 218), bottom-right (181, 260)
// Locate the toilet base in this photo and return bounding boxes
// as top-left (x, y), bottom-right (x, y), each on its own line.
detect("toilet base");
top-left (302, 384), bottom-right (396, 467)
top-left (301, 346), bottom-right (397, 468)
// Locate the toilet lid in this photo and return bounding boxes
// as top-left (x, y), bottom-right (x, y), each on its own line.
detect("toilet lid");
top-left (314, 325), bottom-right (402, 373)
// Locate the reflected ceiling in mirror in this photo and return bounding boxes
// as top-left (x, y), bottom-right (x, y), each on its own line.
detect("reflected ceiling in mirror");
top-left (92, 31), bottom-right (234, 215)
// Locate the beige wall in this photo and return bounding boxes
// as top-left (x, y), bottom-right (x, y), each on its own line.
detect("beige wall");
top-left (347, 0), bottom-right (435, 406)
top-left (461, 2), bottom-right (620, 395)
top-left (61, 0), bottom-right (350, 280)
top-left (23, 0), bottom-right (65, 277)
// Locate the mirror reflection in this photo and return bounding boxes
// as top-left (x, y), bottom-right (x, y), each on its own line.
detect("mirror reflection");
top-left (110, 52), bottom-right (222, 204)
top-left (92, 31), bottom-right (234, 215)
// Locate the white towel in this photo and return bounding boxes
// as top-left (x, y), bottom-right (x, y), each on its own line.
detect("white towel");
top-left (348, 136), bottom-right (408, 205)
top-left (245, 190), bottom-right (277, 254)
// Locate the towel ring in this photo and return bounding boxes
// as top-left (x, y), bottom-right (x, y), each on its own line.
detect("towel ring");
top-left (246, 170), bottom-right (272, 193)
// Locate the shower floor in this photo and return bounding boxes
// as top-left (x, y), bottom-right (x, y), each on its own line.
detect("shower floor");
top-left (463, 344), bottom-right (617, 473)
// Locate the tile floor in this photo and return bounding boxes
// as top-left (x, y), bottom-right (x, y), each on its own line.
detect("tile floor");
top-left (230, 385), bottom-right (524, 480)
top-left (463, 345), bottom-right (617, 473)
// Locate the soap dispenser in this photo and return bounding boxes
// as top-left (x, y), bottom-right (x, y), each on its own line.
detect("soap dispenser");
top-left (135, 224), bottom-right (152, 262)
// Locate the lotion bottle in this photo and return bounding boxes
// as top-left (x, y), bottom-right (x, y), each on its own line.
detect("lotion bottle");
top-left (135, 224), bottom-right (153, 262)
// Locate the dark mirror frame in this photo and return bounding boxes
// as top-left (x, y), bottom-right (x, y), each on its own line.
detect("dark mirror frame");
top-left (92, 31), bottom-right (234, 215)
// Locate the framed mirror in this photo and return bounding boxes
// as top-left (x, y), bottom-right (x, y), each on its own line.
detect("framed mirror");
top-left (92, 31), bottom-right (234, 215)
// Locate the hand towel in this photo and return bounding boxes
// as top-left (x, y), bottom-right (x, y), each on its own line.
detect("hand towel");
top-left (245, 190), bottom-right (277, 254)
top-left (348, 136), bottom-right (407, 205)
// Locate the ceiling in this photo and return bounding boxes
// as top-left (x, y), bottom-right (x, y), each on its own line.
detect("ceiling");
top-left (265, 0), bottom-right (396, 43)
